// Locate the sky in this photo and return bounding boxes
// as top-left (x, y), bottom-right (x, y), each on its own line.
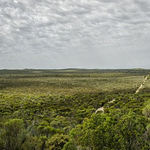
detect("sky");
top-left (0, 0), bottom-right (150, 69)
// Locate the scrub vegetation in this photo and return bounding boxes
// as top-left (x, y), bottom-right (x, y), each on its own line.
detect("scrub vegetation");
top-left (0, 69), bottom-right (150, 150)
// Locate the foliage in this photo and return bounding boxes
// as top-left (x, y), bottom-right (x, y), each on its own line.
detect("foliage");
top-left (0, 119), bottom-right (26, 150)
top-left (70, 111), bottom-right (149, 150)
top-left (46, 134), bottom-right (69, 150)
top-left (62, 141), bottom-right (77, 150)
top-left (0, 69), bottom-right (150, 149)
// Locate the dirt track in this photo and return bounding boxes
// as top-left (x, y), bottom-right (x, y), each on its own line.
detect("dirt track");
top-left (135, 75), bottom-right (149, 94)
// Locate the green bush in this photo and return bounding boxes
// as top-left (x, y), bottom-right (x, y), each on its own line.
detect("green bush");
top-left (46, 134), bottom-right (69, 150)
top-left (143, 104), bottom-right (150, 118)
top-left (63, 141), bottom-right (77, 150)
top-left (0, 119), bottom-right (26, 150)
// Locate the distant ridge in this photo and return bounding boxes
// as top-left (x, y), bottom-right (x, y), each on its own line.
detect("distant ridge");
top-left (132, 68), bottom-right (145, 70)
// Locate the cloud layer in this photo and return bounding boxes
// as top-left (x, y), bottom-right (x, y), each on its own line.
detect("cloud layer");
top-left (0, 0), bottom-right (150, 69)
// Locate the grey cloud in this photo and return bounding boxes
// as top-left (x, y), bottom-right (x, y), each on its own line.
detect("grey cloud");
top-left (135, 0), bottom-right (150, 12)
top-left (0, 0), bottom-right (150, 69)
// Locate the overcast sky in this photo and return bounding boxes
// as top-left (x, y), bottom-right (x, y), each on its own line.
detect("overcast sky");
top-left (0, 0), bottom-right (150, 69)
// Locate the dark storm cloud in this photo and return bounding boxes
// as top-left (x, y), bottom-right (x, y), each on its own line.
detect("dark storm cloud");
top-left (0, 0), bottom-right (150, 69)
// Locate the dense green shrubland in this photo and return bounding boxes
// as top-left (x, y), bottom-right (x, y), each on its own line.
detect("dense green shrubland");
top-left (0, 69), bottom-right (150, 149)
top-left (0, 92), bottom-right (150, 149)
